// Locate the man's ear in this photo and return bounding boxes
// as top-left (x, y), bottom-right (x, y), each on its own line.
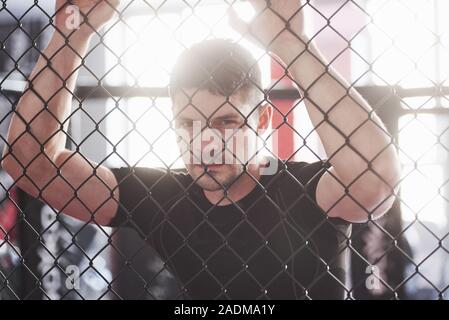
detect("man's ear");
top-left (257, 103), bottom-right (272, 134)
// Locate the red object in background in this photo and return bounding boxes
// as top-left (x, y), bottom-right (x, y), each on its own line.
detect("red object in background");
top-left (270, 60), bottom-right (296, 161)
top-left (0, 187), bottom-right (19, 243)
top-left (271, 99), bottom-right (296, 160)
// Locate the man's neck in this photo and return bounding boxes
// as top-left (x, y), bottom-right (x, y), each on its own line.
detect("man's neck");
top-left (203, 162), bottom-right (264, 206)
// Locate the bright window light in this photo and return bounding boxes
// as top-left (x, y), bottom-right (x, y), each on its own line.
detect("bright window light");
top-left (104, 3), bottom-right (271, 88)
top-left (104, 3), bottom-right (273, 168)
top-left (398, 114), bottom-right (448, 225)
top-left (366, 0), bottom-right (448, 88)
top-left (106, 97), bottom-right (183, 168)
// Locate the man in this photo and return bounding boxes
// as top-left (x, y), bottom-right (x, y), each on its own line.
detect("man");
top-left (2, 0), bottom-right (401, 299)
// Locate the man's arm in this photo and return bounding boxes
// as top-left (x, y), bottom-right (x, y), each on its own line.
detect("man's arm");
top-left (1, 0), bottom-right (120, 226)
top-left (229, 0), bottom-right (401, 223)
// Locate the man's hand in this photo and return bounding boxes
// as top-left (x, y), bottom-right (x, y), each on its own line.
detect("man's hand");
top-left (230, 0), bottom-right (401, 223)
top-left (55, 0), bottom-right (120, 35)
top-left (228, 0), bottom-right (307, 54)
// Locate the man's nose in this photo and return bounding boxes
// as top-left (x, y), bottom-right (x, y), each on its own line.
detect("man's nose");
top-left (200, 127), bottom-right (222, 147)
top-left (191, 127), bottom-right (224, 161)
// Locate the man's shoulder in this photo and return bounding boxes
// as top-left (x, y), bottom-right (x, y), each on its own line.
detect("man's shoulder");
top-left (271, 158), bottom-right (330, 184)
top-left (110, 165), bottom-right (191, 188)
top-left (286, 158), bottom-right (329, 171)
top-left (270, 158), bottom-right (350, 228)
top-left (263, 157), bottom-right (330, 204)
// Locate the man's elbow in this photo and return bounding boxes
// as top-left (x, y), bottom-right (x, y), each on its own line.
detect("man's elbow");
top-left (1, 151), bottom-right (51, 199)
top-left (341, 190), bottom-right (397, 224)
top-left (359, 164), bottom-right (402, 221)
top-left (1, 155), bottom-right (19, 181)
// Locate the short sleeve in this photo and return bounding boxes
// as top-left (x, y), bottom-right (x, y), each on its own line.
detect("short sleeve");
top-left (286, 159), bottom-right (349, 227)
top-left (107, 166), bottom-right (190, 235)
top-left (286, 159), bottom-right (331, 204)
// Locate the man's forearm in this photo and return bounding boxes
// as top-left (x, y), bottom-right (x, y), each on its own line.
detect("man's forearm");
top-left (2, 1), bottom-right (120, 225)
top-left (9, 29), bottom-right (91, 154)
top-left (2, 28), bottom-right (92, 192)
top-left (273, 39), bottom-right (401, 194)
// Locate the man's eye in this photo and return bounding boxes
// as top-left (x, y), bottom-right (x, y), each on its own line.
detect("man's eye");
top-left (214, 119), bottom-right (239, 128)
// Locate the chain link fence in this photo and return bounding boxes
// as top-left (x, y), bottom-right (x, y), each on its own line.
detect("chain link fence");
top-left (0, 0), bottom-right (448, 300)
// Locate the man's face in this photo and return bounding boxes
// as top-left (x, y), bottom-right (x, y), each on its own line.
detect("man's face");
top-left (172, 89), bottom-right (261, 191)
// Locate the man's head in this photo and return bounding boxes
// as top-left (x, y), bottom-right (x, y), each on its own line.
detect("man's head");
top-left (169, 39), bottom-right (271, 191)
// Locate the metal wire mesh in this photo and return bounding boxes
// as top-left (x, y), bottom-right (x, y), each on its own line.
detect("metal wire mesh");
top-left (0, 0), bottom-right (449, 300)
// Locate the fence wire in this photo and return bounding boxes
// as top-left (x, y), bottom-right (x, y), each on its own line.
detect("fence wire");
top-left (0, 0), bottom-right (449, 300)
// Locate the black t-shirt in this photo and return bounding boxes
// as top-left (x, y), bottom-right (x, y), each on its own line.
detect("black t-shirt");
top-left (108, 158), bottom-right (351, 299)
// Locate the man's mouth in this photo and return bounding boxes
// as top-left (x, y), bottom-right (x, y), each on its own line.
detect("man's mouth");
top-left (195, 163), bottom-right (224, 171)
top-left (204, 163), bottom-right (223, 168)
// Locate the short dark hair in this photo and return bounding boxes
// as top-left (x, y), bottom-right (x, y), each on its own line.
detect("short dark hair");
top-left (169, 39), bottom-right (263, 106)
